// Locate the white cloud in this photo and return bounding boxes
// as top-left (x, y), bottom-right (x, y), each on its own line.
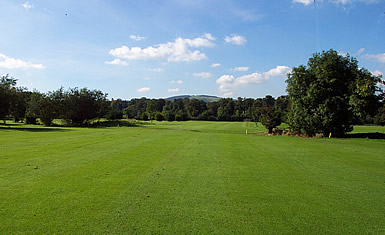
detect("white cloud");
top-left (293, 0), bottom-right (313, 5)
top-left (216, 66), bottom-right (291, 96)
top-left (149, 67), bottom-right (164, 72)
top-left (137, 87), bottom-right (150, 93)
top-left (224, 34), bottom-right (247, 45)
top-left (22, 2), bottom-right (32, 9)
top-left (338, 48), bottom-right (365, 57)
top-left (294, 0), bottom-right (378, 5)
top-left (362, 53), bottom-right (385, 63)
top-left (105, 59), bottom-right (128, 66)
top-left (168, 88), bottom-right (179, 93)
top-left (338, 50), bottom-right (348, 57)
top-left (211, 63), bottom-right (221, 68)
top-left (372, 70), bottom-right (383, 77)
top-left (129, 35), bottom-right (145, 41)
top-left (232, 66), bottom-right (249, 72)
top-left (0, 54), bottom-right (45, 70)
top-left (171, 80), bottom-right (183, 84)
top-left (193, 72), bottom-right (212, 78)
top-left (356, 48), bottom-right (365, 56)
top-left (109, 34), bottom-right (215, 62)
top-left (330, 0), bottom-right (352, 4)
top-left (203, 33), bottom-right (215, 41)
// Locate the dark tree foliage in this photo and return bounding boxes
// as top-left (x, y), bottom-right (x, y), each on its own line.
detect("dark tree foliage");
top-left (217, 98), bottom-right (235, 121)
top-left (286, 49), bottom-right (382, 137)
top-left (63, 88), bottom-right (108, 126)
top-left (10, 88), bottom-right (30, 122)
top-left (185, 99), bottom-right (207, 119)
top-left (374, 103), bottom-right (385, 126)
top-left (110, 99), bottom-right (129, 112)
top-left (106, 109), bottom-right (123, 120)
top-left (259, 105), bottom-right (282, 134)
top-left (155, 112), bottom-right (164, 121)
top-left (25, 92), bottom-right (43, 124)
top-left (0, 74), bottom-right (17, 123)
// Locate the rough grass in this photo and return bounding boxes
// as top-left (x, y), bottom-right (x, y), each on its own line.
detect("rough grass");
top-left (0, 121), bottom-right (384, 233)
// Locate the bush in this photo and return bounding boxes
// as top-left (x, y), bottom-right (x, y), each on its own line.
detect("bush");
top-left (164, 111), bottom-right (175, 121)
top-left (175, 114), bottom-right (182, 121)
top-left (155, 112), bottom-right (164, 121)
top-left (142, 112), bottom-right (149, 121)
top-left (25, 116), bottom-right (37, 124)
top-left (107, 109), bottom-right (123, 120)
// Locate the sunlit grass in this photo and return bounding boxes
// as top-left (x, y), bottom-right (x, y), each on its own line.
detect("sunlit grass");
top-left (1, 121), bottom-right (384, 233)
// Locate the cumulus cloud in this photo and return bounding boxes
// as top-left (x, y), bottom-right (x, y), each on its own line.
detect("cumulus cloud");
top-left (362, 53), bottom-right (385, 63)
top-left (203, 33), bottom-right (215, 41)
top-left (22, 2), bottom-right (32, 9)
top-left (0, 54), bottom-right (45, 69)
top-left (129, 35), bottom-right (145, 41)
top-left (168, 88), bottom-right (179, 93)
top-left (105, 59), bottom-right (128, 66)
top-left (232, 66), bottom-right (249, 72)
top-left (224, 34), bottom-right (247, 45)
top-left (216, 66), bottom-right (291, 96)
top-left (211, 63), bottom-right (221, 68)
top-left (137, 87), bottom-right (150, 93)
top-left (109, 34), bottom-right (215, 62)
top-left (193, 72), bottom-right (212, 78)
top-left (171, 80), bottom-right (183, 84)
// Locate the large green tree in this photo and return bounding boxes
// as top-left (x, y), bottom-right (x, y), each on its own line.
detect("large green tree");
top-left (63, 87), bottom-right (108, 125)
top-left (286, 49), bottom-right (382, 137)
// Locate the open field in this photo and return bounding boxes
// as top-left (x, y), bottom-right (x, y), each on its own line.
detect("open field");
top-left (0, 121), bottom-right (384, 233)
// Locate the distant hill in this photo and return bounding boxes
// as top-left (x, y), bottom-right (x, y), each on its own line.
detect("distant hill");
top-left (166, 95), bottom-right (221, 103)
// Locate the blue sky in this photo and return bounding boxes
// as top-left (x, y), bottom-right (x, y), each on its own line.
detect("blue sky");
top-left (0, 0), bottom-right (384, 99)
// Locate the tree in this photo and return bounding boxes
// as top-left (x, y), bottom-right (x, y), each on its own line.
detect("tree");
top-left (63, 88), bottom-right (108, 126)
top-left (185, 99), bottom-right (207, 119)
top-left (146, 100), bottom-right (155, 121)
top-left (25, 91), bottom-right (43, 124)
top-left (286, 49), bottom-right (382, 137)
top-left (155, 112), bottom-right (164, 121)
top-left (217, 98), bottom-right (234, 121)
top-left (0, 74), bottom-right (17, 123)
top-left (259, 105), bottom-right (282, 134)
top-left (10, 88), bottom-right (29, 122)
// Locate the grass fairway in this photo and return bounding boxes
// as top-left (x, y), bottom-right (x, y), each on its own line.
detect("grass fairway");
top-left (1, 121), bottom-right (384, 233)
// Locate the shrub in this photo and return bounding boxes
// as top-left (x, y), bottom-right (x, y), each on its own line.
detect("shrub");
top-left (155, 112), bottom-right (164, 121)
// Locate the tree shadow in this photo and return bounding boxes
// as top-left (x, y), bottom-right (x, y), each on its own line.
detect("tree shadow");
top-left (342, 132), bottom-right (385, 140)
top-left (88, 120), bottom-right (143, 128)
top-left (0, 126), bottom-right (71, 132)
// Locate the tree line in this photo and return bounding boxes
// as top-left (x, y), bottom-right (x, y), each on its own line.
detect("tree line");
top-left (1, 49), bottom-right (384, 136)
top-left (0, 76), bottom-right (290, 131)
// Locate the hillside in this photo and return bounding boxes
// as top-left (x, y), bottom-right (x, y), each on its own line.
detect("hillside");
top-left (165, 95), bottom-right (221, 103)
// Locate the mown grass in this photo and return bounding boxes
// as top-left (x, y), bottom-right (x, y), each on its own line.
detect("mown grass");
top-left (0, 121), bottom-right (384, 233)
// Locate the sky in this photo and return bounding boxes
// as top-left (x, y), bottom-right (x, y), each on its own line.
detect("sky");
top-left (0, 0), bottom-right (384, 100)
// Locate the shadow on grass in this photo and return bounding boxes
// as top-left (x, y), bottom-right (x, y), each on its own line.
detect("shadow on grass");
top-left (88, 120), bottom-right (144, 128)
top-left (343, 132), bottom-right (385, 139)
top-left (0, 126), bottom-right (71, 132)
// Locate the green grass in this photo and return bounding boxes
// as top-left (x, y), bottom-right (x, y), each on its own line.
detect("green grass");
top-left (1, 121), bottom-right (384, 233)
